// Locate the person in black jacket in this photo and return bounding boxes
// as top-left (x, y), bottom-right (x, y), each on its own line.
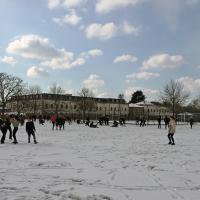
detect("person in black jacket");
top-left (157, 115), bottom-right (162, 129)
top-left (26, 117), bottom-right (38, 144)
top-left (0, 118), bottom-right (8, 144)
top-left (189, 117), bottom-right (194, 129)
top-left (6, 116), bottom-right (12, 140)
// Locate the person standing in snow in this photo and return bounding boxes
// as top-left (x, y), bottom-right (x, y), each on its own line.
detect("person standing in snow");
top-left (26, 117), bottom-right (38, 144)
top-left (0, 117), bottom-right (8, 144)
top-left (168, 116), bottom-right (176, 145)
top-left (189, 117), bottom-right (194, 129)
top-left (50, 115), bottom-right (56, 130)
top-left (6, 116), bottom-right (13, 140)
top-left (164, 116), bottom-right (170, 129)
top-left (11, 116), bottom-right (20, 144)
top-left (157, 115), bottom-right (162, 129)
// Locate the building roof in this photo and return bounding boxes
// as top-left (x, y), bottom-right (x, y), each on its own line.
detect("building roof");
top-left (9, 93), bottom-right (128, 104)
top-left (177, 112), bottom-right (193, 116)
top-left (129, 101), bottom-right (154, 107)
top-left (129, 103), bottom-right (144, 108)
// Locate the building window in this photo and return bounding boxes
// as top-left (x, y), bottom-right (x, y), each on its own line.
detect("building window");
top-left (74, 105), bottom-right (77, 110)
top-left (66, 105), bottom-right (68, 109)
top-left (51, 104), bottom-right (53, 109)
top-left (60, 104), bottom-right (63, 109)
top-left (111, 107), bottom-right (113, 111)
top-left (45, 104), bottom-right (48, 109)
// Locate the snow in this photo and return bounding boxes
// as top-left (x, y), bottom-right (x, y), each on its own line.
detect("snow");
top-left (0, 121), bottom-right (200, 200)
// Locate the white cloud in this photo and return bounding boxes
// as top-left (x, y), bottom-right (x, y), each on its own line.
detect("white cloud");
top-left (6, 35), bottom-right (91, 70)
top-left (48, 0), bottom-right (86, 9)
top-left (176, 76), bottom-right (200, 93)
top-left (48, 0), bottom-right (61, 9)
top-left (6, 35), bottom-right (63, 60)
top-left (97, 92), bottom-right (114, 98)
top-left (6, 35), bottom-right (104, 70)
top-left (40, 53), bottom-right (74, 69)
top-left (83, 74), bottom-right (105, 90)
top-left (85, 22), bottom-right (139, 40)
top-left (114, 54), bottom-right (137, 63)
top-left (80, 49), bottom-right (104, 59)
top-left (88, 49), bottom-right (103, 57)
top-left (126, 72), bottom-right (160, 81)
top-left (141, 53), bottom-right (184, 70)
top-left (0, 56), bottom-right (17, 66)
top-left (27, 66), bottom-right (48, 78)
top-left (71, 57), bottom-right (86, 67)
top-left (62, 0), bottom-right (84, 9)
top-left (53, 10), bottom-right (82, 26)
top-left (120, 22), bottom-right (139, 36)
top-left (40, 52), bottom-right (86, 69)
top-left (125, 86), bottom-right (159, 101)
top-left (96, 0), bottom-right (141, 13)
top-left (85, 23), bottom-right (118, 40)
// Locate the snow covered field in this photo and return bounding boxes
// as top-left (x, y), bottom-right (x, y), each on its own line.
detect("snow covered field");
top-left (0, 121), bottom-right (200, 200)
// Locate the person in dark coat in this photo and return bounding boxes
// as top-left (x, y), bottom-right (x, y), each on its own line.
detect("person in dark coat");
top-left (157, 115), bottom-right (161, 129)
top-left (11, 116), bottom-right (20, 144)
top-left (6, 116), bottom-right (13, 140)
top-left (164, 116), bottom-right (170, 129)
top-left (0, 118), bottom-right (8, 144)
top-left (26, 117), bottom-right (37, 144)
top-left (56, 116), bottom-right (62, 130)
top-left (89, 121), bottom-right (99, 128)
top-left (111, 120), bottom-right (119, 127)
top-left (189, 117), bottom-right (194, 129)
top-left (61, 116), bottom-right (65, 130)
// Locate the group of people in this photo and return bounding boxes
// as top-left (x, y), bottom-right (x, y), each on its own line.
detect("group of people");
top-left (50, 115), bottom-right (66, 130)
top-left (0, 115), bottom-right (38, 144)
top-left (84, 117), bottom-right (126, 128)
top-left (157, 115), bottom-right (170, 129)
top-left (1, 112), bottom-right (194, 146)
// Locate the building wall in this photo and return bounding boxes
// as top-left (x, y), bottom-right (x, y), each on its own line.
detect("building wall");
top-left (7, 94), bottom-right (129, 120)
top-left (128, 105), bottom-right (172, 120)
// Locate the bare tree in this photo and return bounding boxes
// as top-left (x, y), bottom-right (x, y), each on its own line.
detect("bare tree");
top-left (15, 84), bottom-right (28, 115)
top-left (49, 83), bottom-right (65, 114)
top-left (0, 72), bottom-right (24, 115)
top-left (160, 79), bottom-right (190, 117)
top-left (28, 85), bottom-right (43, 115)
top-left (188, 94), bottom-right (200, 110)
top-left (78, 88), bottom-right (95, 120)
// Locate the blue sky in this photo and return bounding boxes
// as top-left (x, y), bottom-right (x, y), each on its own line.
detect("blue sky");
top-left (0, 0), bottom-right (200, 101)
